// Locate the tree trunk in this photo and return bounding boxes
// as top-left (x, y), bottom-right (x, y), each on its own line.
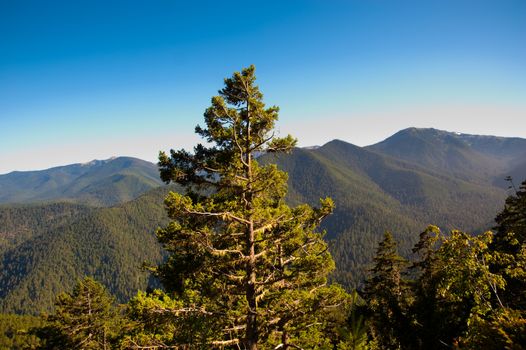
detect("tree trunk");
top-left (246, 219), bottom-right (258, 350)
top-left (244, 102), bottom-right (258, 350)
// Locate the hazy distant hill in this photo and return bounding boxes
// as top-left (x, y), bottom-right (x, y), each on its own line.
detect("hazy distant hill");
top-left (1, 128), bottom-right (525, 313)
top-left (0, 157), bottom-right (162, 206)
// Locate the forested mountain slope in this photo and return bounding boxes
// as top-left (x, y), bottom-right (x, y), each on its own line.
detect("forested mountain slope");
top-left (0, 187), bottom-right (173, 314)
top-left (0, 203), bottom-right (91, 255)
top-left (264, 137), bottom-right (513, 287)
top-left (0, 157), bottom-right (162, 206)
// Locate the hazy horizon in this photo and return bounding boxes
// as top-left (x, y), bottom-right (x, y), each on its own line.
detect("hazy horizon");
top-left (2, 125), bottom-right (526, 175)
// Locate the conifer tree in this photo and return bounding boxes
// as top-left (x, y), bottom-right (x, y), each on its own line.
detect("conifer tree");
top-left (408, 225), bottom-right (444, 349)
top-left (34, 277), bottom-right (120, 350)
top-left (133, 65), bottom-right (347, 349)
top-left (494, 178), bottom-right (526, 253)
top-left (338, 291), bottom-right (371, 350)
top-left (363, 232), bottom-right (408, 349)
top-left (492, 178), bottom-right (526, 310)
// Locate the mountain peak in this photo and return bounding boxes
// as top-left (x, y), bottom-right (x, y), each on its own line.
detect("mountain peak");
top-left (80, 156), bottom-right (118, 167)
top-left (367, 127), bottom-right (526, 183)
top-left (80, 159), bottom-right (103, 167)
top-left (394, 127), bottom-right (461, 139)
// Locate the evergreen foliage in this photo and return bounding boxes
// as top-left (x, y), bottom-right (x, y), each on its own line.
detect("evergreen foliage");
top-left (363, 232), bottom-right (408, 349)
top-left (0, 187), bottom-right (170, 314)
top-left (337, 291), bottom-right (371, 350)
top-left (495, 178), bottom-right (526, 247)
top-left (33, 277), bottom-right (122, 349)
top-left (0, 202), bottom-right (90, 255)
top-left (130, 65), bottom-right (349, 349)
top-left (0, 67), bottom-right (523, 347)
top-left (360, 180), bottom-right (526, 350)
top-left (409, 227), bottom-right (505, 349)
top-left (0, 314), bottom-right (42, 349)
top-left (1, 133), bottom-right (519, 315)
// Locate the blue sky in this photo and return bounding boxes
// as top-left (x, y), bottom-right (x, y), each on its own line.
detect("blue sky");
top-left (1, 0), bottom-right (525, 173)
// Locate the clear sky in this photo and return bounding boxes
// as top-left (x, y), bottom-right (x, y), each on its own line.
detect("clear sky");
top-left (1, 0), bottom-right (525, 174)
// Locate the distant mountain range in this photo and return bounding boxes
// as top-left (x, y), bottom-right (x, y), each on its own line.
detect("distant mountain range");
top-left (0, 157), bottom-right (162, 206)
top-left (1, 128), bottom-right (525, 313)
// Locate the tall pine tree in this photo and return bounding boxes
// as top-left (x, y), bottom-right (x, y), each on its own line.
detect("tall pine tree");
top-left (130, 65), bottom-right (347, 349)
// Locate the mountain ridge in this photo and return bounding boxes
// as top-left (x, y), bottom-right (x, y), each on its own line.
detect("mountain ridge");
top-left (0, 156), bottom-right (163, 207)
top-left (367, 127), bottom-right (526, 185)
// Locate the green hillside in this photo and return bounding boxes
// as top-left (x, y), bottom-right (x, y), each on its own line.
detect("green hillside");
top-left (0, 187), bottom-right (173, 314)
top-left (265, 139), bottom-right (509, 287)
top-left (0, 203), bottom-right (91, 255)
top-left (0, 157), bottom-right (162, 206)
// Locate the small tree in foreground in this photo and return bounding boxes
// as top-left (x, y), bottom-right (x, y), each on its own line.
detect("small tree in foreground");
top-left (33, 277), bottom-right (120, 350)
top-left (129, 65), bottom-right (348, 349)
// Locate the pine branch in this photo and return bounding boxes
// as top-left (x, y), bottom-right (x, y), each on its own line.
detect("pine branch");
top-left (182, 208), bottom-right (251, 225)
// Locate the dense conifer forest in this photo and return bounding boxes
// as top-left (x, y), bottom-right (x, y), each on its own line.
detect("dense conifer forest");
top-left (0, 188), bottom-right (170, 314)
